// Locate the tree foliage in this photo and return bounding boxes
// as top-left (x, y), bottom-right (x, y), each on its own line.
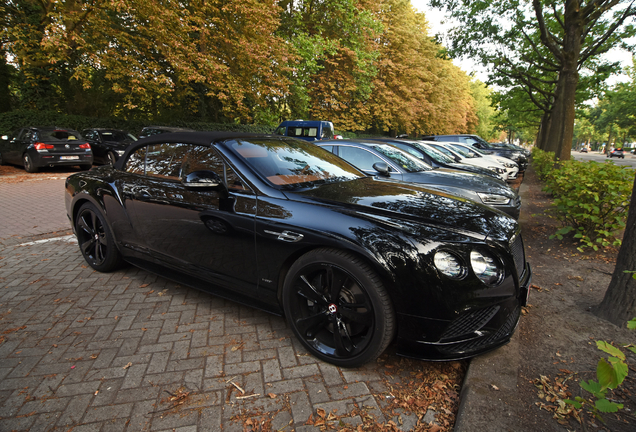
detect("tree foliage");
top-left (1, 0), bottom-right (481, 133)
top-left (430, 0), bottom-right (636, 159)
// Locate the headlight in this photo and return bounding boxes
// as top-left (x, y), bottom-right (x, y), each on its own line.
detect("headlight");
top-left (489, 166), bottom-right (506, 174)
top-left (434, 251), bottom-right (465, 279)
top-left (470, 250), bottom-right (504, 285)
top-left (502, 162), bottom-right (516, 168)
top-left (477, 193), bottom-right (511, 205)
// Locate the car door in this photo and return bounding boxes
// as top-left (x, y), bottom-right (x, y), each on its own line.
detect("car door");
top-left (120, 142), bottom-right (258, 293)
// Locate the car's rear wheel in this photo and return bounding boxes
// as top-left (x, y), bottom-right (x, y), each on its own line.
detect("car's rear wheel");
top-left (23, 154), bottom-right (37, 173)
top-left (79, 164), bottom-right (92, 170)
top-left (75, 203), bottom-right (123, 272)
top-left (282, 248), bottom-right (395, 367)
top-left (107, 151), bottom-right (116, 166)
top-left (0, 152), bottom-right (4, 165)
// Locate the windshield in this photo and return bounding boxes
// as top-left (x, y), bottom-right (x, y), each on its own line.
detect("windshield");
top-left (101, 131), bottom-right (137, 142)
top-left (228, 138), bottom-right (364, 189)
top-left (366, 143), bottom-right (432, 173)
top-left (448, 144), bottom-right (481, 158)
top-left (429, 144), bottom-right (459, 159)
top-left (466, 135), bottom-right (492, 147)
top-left (413, 142), bottom-right (456, 164)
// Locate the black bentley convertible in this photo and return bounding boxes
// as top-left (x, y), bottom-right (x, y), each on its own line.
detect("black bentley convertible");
top-left (65, 132), bottom-right (531, 367)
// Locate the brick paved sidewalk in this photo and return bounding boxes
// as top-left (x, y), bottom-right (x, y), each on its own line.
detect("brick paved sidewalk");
top-left (0, 176), bottom-right (71, 247)
top-left (0, 237), bottom-right (426, 432)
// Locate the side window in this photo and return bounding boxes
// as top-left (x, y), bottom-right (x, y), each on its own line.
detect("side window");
top-left (184, 146), bottom-right (248, 192)
top-left (274, 127), bottom-right (286, 136)
top-left (320, 145), bottom-right (333, 153)
top-left (125, 146), bottom-right (147, 174)
top-left (338, 146), bottom-right (386, 171)
top-left (145, 143), bottom-right (190, 179)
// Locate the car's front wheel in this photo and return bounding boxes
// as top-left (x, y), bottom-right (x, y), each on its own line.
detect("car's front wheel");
top-left (282, 248), bottom-right (395, 367)
top-left (75, 202), bottom-right (123, 272)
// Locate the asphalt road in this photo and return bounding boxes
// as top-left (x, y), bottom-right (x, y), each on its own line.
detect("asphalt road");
top-left (570, 149), bottom-right (636, 168)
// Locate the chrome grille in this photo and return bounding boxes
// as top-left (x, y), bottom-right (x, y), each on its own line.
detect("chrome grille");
top-left (440, 306), bottom-right (500, 341)
top-left (439, 307), bottom-right (520, 354)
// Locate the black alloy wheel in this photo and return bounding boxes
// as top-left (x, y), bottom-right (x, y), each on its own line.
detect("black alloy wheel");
top-left (283, 249), bottom-right (395, 367)
top-left (107, 151), bottom-right (116, 166)
top-left (23, 154), bottom-right (37, 173)
top-left (75, 203), bottom-right (123, 272)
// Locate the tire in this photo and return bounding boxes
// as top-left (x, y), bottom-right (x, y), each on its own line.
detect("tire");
top-left (107, 151), bottom-right (117, 166)
top-left (75, 202), bottom-right (124, 272)
top-left (0, 152), bottom-right (4, 165)
top-left (79, 164), bottom-right (92, 170)
top-left (23, 153), bottom-right (37, 173)
top-left (282, 248), bottom-right (395, 367)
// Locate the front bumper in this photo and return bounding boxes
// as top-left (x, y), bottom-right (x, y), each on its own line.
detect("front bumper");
top-left (395, 262), bottom-right (532, 361)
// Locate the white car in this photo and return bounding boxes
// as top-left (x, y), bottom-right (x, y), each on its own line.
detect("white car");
top-left (425, 141), bottom-right (519, 182)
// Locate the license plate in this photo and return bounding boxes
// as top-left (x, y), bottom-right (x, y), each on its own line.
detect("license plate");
top-left (60, 156), bottom-right (79, 160)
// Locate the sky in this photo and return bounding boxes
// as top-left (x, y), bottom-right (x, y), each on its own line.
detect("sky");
top-left (409, 1), bottom-right (634, 85)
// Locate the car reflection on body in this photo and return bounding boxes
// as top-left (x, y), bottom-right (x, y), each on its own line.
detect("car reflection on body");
top-left (316, 139), bottom-right (521, 219)
top-left (65, 132), bottom-right (532, 367)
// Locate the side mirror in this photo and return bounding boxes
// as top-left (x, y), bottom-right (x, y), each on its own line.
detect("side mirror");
top-left (372, 162), bottom-right (391, 177)
top-left (182, 170), bottom-right (223, 189)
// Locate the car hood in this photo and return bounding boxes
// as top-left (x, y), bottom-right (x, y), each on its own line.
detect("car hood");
top-left (288, 177), bottom-right (517, 241)
top-left (401, 169), bottom-right (517, 198)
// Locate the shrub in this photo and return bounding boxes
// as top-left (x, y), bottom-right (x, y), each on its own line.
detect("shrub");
top-left (531, 147), bottom-right (556, 180)
top-left (0, 110), bottom-right (275, 137)
top-left (532, 149), bottom-right (634, 250)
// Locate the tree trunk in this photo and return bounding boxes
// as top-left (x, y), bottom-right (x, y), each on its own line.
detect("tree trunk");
top-left (540, 1), bottom-right (584, 161)
top-left (0, 49), bottom-right (10, 113)
top-left (593, 173), bottom-right (636, 326)
top-left (536, 111), bottom-right (551, 150)
top-left (543, 67), bottom-right (578, 161)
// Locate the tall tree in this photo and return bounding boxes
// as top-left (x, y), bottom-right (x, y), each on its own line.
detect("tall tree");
top-left (429, 0), bottom-right (636, 160)
top-left (363, 0), bottom-right (476, 135)
top-left (593, 171), bottom-right (636, 326)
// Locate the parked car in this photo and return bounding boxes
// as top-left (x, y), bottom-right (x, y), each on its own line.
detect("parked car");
top-left (274, 120), bottom-right (335, 141)
top-left (422, 134), bottom-right (528, 171)
top-left (65, 132), bottom-right (531, 366)
top-left (0, 126), bottom-right (93, 172)
top-left (365, 137), bottom-right (506, 181)
top-left (425, 142), bottom-right (518, 182)
top-left (317, 139), bottom-right (521, 219)
top-left (608, 148), bottom-right (625, 158)
top-left (580, 147), bottom-right (588, 153)
top-left (138, 126), bottom-right (195, 139)
top-left (82, 128), bottom-right (137, 165)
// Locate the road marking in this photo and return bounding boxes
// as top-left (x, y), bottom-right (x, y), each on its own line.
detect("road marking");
top-left (18, 234), bottom-right (77, 247)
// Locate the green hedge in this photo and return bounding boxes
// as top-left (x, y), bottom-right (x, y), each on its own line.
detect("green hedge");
top-left (532, 148), bottom-right (635, 250)
top-left (0, 110), bottom-right (275, 137)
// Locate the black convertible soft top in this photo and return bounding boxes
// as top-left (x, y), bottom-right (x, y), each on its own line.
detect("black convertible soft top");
top-left (115, 131), bottom-right (278, 170)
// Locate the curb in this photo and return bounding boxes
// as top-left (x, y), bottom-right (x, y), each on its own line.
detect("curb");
top-left (454, 175), bottom-right (531, 431)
